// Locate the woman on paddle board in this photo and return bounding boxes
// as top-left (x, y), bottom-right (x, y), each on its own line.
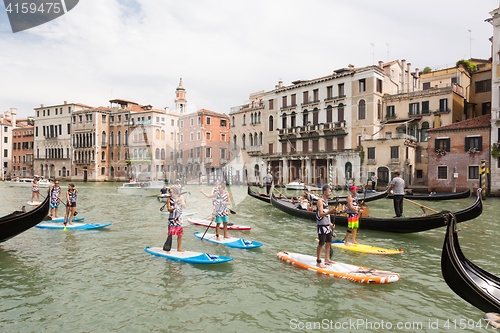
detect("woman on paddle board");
top-left (164, 187), bottom-right (186, 253)
top-left (49, 181), bottom-right (62, 218)
top-left (64, 184), bottom-right (78, 226)
top-left (345, 186), bottom-right (363, 246)
top-left (316, 184), bottom-right (338, 268)
top-left (31, 178), bottom-right (40, 203)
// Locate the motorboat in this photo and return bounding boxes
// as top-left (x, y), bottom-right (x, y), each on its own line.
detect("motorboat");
top-left (117, 181), bottom-right (166, 196)
top-left (7, 178), bottom-right (53, 188)
top-left (285, 180), bottom-right (305, 190)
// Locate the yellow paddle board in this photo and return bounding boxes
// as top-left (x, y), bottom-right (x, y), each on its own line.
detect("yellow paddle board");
top-left (316, 239), bottom-right (403, 255)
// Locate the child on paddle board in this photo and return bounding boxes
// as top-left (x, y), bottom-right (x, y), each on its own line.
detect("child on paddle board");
top-left (345, 186), bottom-right (363, 246)
top-left (49, 181), bottom-right (62, 218)
top-left (164, 187), bottom-right (186, 253)
top-left (201, 183), bottom-right (231, 241)
top-left (64, 184), bottom-right (78, 226)
top-left (316, 184), bottom-right (338, 268)
top-left (31, 179), bottom-right (40, 203)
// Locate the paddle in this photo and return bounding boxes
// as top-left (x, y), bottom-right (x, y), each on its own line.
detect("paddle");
top-left (330, 197), bottom-right (339, 258)
top-left (404, 198), bottom-right (486, 234)
top-left (200, 214), bottom-right (215, 240)
top-left (273, 187), bottom-right (295, 205)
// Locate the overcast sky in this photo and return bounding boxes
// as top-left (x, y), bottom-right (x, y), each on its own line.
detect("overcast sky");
top-left (0, 0), bottom-right (498, 119)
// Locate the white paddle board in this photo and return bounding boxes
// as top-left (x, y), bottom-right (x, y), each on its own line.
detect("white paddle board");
top-left (144, 247), bottom-right (233, 264)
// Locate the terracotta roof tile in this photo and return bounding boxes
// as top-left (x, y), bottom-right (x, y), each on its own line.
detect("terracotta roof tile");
top-left (427, 114), bottom-right (491, 132)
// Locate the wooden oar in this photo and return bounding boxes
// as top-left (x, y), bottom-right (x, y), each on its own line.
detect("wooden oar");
top-left (273, 187), bottom-right (295, 205)
top-left (404, 198), bottom-right (486, 234)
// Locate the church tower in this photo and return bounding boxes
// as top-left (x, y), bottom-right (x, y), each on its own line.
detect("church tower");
top-left (175, 78), bottom-right (187, 114)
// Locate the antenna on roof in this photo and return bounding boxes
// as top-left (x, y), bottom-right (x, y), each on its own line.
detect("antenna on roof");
top-left (386, 43), bottom-right (390, 62)
top-left (370, 43), bottom-right (375, 65)
top-left (468, 29), bottom-right (472, 59)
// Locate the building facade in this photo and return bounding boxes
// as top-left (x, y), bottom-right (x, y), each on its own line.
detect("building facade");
top-left (427, 114), bottom-right (490, 192)
top-left (12, 121), bottom-right (34, 178)
top-left (0, 109), bottom-right (16, 180)
top-left (488, 6), bottom-right (500, 195)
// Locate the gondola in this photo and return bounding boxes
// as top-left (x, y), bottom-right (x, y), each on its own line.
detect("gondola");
top-left (441, 212), bottom-right (500, 313)
top-left (0, 190), bottom-right (50, 243)
top-left (387, 188), bottom-right (470, 201)
top-left (248, 186), bottom-right (388, 205)
top-left (270, 188), bottom-right (483, 233)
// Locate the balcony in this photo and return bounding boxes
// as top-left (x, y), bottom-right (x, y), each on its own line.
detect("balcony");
top-left (194, 157), bottom-right (201, 163)
top-left (433, 108), bottom-right (451, 115)
top-left (324, 95), bottom-right (346, 102)
top-left (246, 145), bottom-right (262, 153)
top-left (280, 104), bottom-right (297, 111)
top-left (408, 112), bottom-right (423, 119)
top-left (301, 100), bottom-right (321, 106)
top-left (334, 120), bottom-right (346, 128)
top-left (187, 158), bottom-right (193, 163)
top-left (389, 158), bottom-right (400, 165)
top-left (205, 157), bottom-right (212, 164)
top-left (177, 158), bottom-right (183, 164)
top-left (366, 159), bottom-right (376, 165)
top-left (220, 158), bottom-right (228, 165)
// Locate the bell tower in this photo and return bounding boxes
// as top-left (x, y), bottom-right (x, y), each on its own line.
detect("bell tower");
top-left (175, 78), bottom-right (187, 114)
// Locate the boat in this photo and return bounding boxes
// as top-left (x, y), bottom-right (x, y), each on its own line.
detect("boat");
top-left (285, 180), bottom-right (306, 190)
top-left (248, 186), bottom-right (388, 205)
top-left (7, 178), bottom-right (53, 188)
top-left (117, 181), bottom-right (166, 196)
top-left (441, 212), bottom-right (500, 313)
top-left (270, 188), bottom-right (483, 233)
top-left (387, 188), bottom-right (471, 201)
top-left (0, 190), bottom-right (50, 243)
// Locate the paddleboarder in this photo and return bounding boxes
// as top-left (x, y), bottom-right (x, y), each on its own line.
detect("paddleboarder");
top-left (345, 185), bottom-right (363, 246)
top-left (164, 187), bottom-right (186, 253)
top-left (49, 181), bottom-right (62, 218)
top-left (64, 183), bottom-right (78, 226)
top-left (316, 184), bottom-right (338, 268)
top-left (201, 183), bottom-right (231, 241)
top-left (388, 170), bottom-right (405, 218)
top-left (31, 178), bottom-right (40, 203)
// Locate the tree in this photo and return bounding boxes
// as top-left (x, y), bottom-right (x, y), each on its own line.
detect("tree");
top-left (456, 59), bottom-right (477, 73)
top-left (423, 67), bottom-right (432, 74)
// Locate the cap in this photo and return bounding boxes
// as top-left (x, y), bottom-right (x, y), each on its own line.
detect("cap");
top-left (393, 170), bottom-right (401, 175)
top-left (349, 186), bottom-right (358, 191)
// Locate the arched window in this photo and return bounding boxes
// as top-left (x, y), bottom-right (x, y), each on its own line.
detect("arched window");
top-left (101, 151), bottom-right (105, 161)
top-left (326, 106), bottom-right (333, 123)
top-left (377, 100), bottom-right (382, 120)
top-left (254, 132), bottom-right (258, 145)
top-left (268, 115), bottom-right (274, 131)
top-left (242, 134), bottom-right (246, 149)
top-left (282, 113), bottom-right (287, 129)
top-left (101, 131), bottom-right (106, 146)
top-left (338, 103), bottom-right (345, 122)
top-left (111, 152), bottom-right (114, 161)
top-left (134, 149), bottom-right (138, 158)
top-left (155, 148), bottom-right (160, 159)
top-left (110, 132), bottom-right (114, 146)
top-left (143, 148), bottom-right (147, 159)
top-left (231, 116), bottom-right (235, 127)
top-left (117, 131), bottom-right (121, 146)
top-left (258, 111), bottom-right (261, 123)
top-left (345, 162), bottom-right (353, 179)
top-left (243, 114), bottom-right (246, 125)
top-left (161, 148), bottom-right (165, 159)
top-left (251, 113), bottom-right (254, 125)
top-left (138, 149), bottom-right (143, 158)
top-left (233, 135), bottom-right (237, 150)
top-left (259, 132), bottom-right (263, 145)
top-left (124, 130), bottom-right (128, 145)
top-left (421, 122), bottom-right (430, 142)
top-left (155, 129), bottom-right (160, 139)
top-left (358, 100), bottom-right (366, 120)
top-left (161, 130), bottom-right (165, 140)
top-left (249, 133), bottom-right (253, 146)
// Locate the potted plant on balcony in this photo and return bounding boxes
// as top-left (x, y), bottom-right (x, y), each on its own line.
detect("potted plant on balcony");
top-left (436, 148), bottom-right (446, 156)
top-left (467, 147), bottom-right (478, 154)
top-left (492, 142), bottom-right (500, 159)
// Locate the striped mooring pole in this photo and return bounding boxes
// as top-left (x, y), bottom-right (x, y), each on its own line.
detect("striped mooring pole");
top-left (329, 164), bottom-right (333, 187)
top-left (480, 159), bottom-right (486, 197)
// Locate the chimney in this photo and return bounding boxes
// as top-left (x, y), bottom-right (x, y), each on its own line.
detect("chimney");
top-left (407, 63), bottom-right (411, 91)
top-left (64, 101), bottom-right (67, 105)
top-left (41, 104), bottom-right (44, 107)
top-left (378, 61), bottom-right (383, 68)
top-left (401, 59), bottom-right (406, 93)
top-left (278, 80), bottom-right (283, 88)
top-left (348, 64), bottom-right (355, 69)
top-left (10, 108), bottom-right (17, 127)
top-left (415, 68), bottom-right (420, 79)
top-left (5, 111), bottom-right (10, 119)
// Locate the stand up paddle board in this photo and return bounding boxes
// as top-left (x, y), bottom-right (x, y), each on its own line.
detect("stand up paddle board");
top-left (45, 217), bottom-right (84, 222)
top-left (194, 233), bottom-right (263, 249)
top-left (315, 239), bottom-right (403, 255)
top-left (277, 251), bottom-right (400, 284)
top-left (36, 222), bottom-right (111, 230)
top-left (144, 247), bottom-right (233, 264)
top-left (27, 201), bottom-right (41, 206)
top-left (187, 218), bottom-right (251, 230)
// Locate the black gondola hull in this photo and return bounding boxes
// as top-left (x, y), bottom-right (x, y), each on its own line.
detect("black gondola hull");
top-left (270, 189), bottom-right (483, 233)
top-left (441, 213), bottom-right (500, 313)
top-left (387, 188), bottom-right (470, 201)
top-left (0, 190), bottom-right (50, 243)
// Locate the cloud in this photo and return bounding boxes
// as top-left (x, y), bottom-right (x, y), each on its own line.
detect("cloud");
top-left (0, 0), bottom-right (497, 118)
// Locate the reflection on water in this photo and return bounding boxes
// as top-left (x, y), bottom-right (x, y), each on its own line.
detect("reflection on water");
top-left (0, 182), bottom-right (499, 332)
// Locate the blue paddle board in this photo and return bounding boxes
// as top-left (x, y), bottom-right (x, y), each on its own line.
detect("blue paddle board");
top-left (194, 232), bottom-right (263, 249)
top-left (36, 222), bottom-right (111, 230)
top-left (144, 247), bottom-right (233, 264)
top-left (46, 217), bottom-right (84, 222)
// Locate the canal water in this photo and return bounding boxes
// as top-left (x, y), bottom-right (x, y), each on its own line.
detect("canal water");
top-left (0, 183), bottom-right (499, 332)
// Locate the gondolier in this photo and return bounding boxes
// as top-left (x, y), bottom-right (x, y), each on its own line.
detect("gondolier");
top-left (388, 170), bottom-right (405, 218)
top-left (265, 170), bottom-right (273, 195)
